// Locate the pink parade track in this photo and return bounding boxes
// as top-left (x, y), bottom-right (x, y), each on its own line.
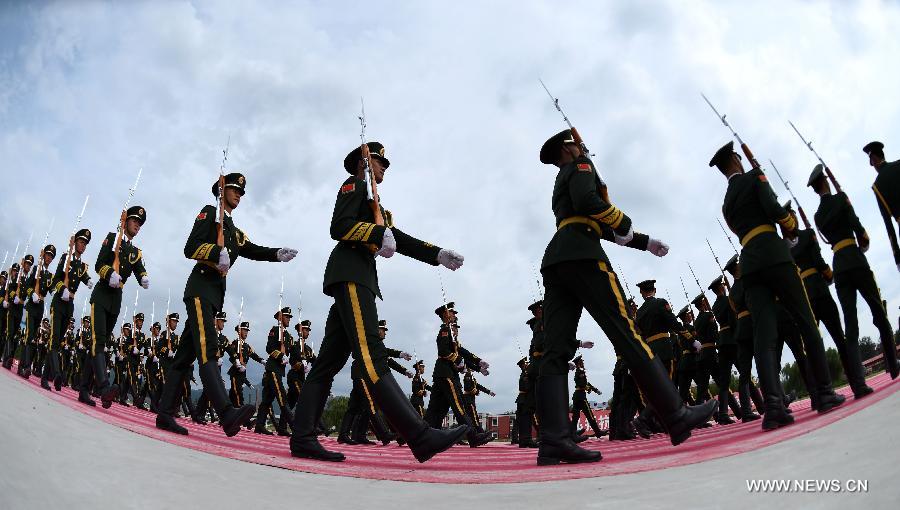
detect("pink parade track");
top-left (3, 365), bottom-right (897, 484)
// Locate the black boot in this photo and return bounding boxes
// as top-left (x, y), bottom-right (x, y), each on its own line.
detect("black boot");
top-left (629, 358), bottom-right (718, 446)
top-left (20, 344), bottom-right (33, 378)
top-left (715, 390), bottom-right (735, 424)
top-left (535, 375), bottom-right (601, 466)
top-left (757, 348), bottom-right (793, 431)
top-left (352, 412), bottom-right (376, 445)
top-left (155, 368), bottom-right (189, 435)
top-left (369, 373), bottom-right (469, 463)
top-left (739, 383), bottom-right (761, 422)
top-left (90, 351), bottom-right (119, 409)
top-left (518, 411), bottom-right (539, 448)
top-left (290, 381), bottom-right (345, 462)
top-left (762, 395), bottom-right (794, 431)
top-left (254, 401), bottom-right (273, 435)
top-left (632, 410), bottom-right (653, 439)
top-left (337, 411), bottom-right (357, 444)
top-left (198, 361), bottom-right (255, 437)
top-left (371, 413), bottom-right (396, 446)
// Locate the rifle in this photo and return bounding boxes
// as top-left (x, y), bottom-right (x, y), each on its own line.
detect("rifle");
top-left (540, 79), bottom-right (611, 203)
top-left (216, 137), bottom-right (229, 274)
top-left (277, 276), bottom-right (285, 356)
top-left (297, 290), bottom-right (306, 356)
top-left (701, 93), bottom-right (763, 172)
top-left (112, 168), bottom-right (143, 285)
top-left (686, 262), bottom-right (705, 296)
top-left (237, 296), bottom-right (245, 365)
top-left (165, 288), bottom-right (171, 353)
top-left (616, 263), bottom-right (635, 301)
top-left (437, 268), bottom-right (459, 349)
top-left (34, 217), bottom-right (56, 302)
top-left (19, 233), bottom-right (33, 287)
top-left (716, 218), bottom-right (740, 256)
top-left (359, 98), bottom-right (384, 226)
top-left (63, 196), bottom-right (90, 291)
top-left (132, 288), bottom-right (139, 351)
top-left (679, 276), bottom-right (690, 304)
top-left (4, 242), bottom-right (19, 299)
top-left (531, 262), bottom-right (544, 301)
top-left (705, 239), bottom-right (730, 290)
top-left (788, 121), bottom-right (843, 194)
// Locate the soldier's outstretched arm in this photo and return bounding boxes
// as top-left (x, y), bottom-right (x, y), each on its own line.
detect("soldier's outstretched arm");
top-left (95, 233), bottom-right (116, 283)
top-left (458, 346), bottom-right (483, 371)
top-left (476, 383), bottom-right (492, 394)
top-left (874, 196), bottom-right (900, 267)
top-left (236, 230), bottom-right (280, 262)
top-left (184, 205), bottom-right (223, 263)
top-left (755, 173), bottom-right (797, 233)
top-left (568, 161), bottom-right (632, 237)
top-left (50, 256), bottom-right (66, 293)
top-left (330, 178), bottom-right (387, 247)
top-left (387, 358), bottom-right (407, 375)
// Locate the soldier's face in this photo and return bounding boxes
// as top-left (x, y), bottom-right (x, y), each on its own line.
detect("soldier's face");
top-left (126, 218), bottom-right (142, 238)
top-left (43, 253), bottom-right (54, 265)
top-left (869, 153), bottom-right (884, 168)
top-left (215, 319), bottom-right (225, 330)
top-left (301, 327), bottom-right (310, 339)
top-left (135, 318), bottom-right (144, 330)
top-left (75, 239), bottom-right (88, 254)
top-left (239, 329), bottom-right (248, 340)
top-left (168, 319), bottom-right (178, 330)
top-left (417, 365), bottom-right (424, 374)
top-left (224, 188), bottom-right (241, 210)
top-left (280, 315), bottom-right (291, 327)
top-left (152, 326), bottom-right (161, 336)
top-left (378, 328), bottom-right (386, 340)
top-left (370, 157), bottom-right (386, 184)
top-left (22, 261), bottom-right (32, 273)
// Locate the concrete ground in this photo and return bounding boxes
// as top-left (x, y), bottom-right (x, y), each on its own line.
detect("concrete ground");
top-left (1, 371), bottom-right (896, 510)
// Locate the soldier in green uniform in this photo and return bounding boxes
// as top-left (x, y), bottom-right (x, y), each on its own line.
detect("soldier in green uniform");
top-left (515, 357), bottom-right (539, 447)
top-left (569, 355), bottom-right (605, 439)
top-left (140, 321), bottom-right (163, 411)
top-left (0, 270), bottom-right (8, 363)
top-left (255, 307), bottom-right (294, 436)
top-left (410, 359), bottom-right (431, 419)
top-left (155, 312), bottom-right (180, 403)
top-left (227, 321), bottom-right (263, 411)
top-left (463, 366), bottom-right (496, 430)
top-left (674, 305), bottom-right (700, 404)
top-left (125, 312), bottom-right (148, 407)
top-left (289, 141), bottom-right (471, 463)
top-left (287, 320), bottom-right (317, 411)
top-left (44, 229), bottom-right (93, 391)
top-left (864, 141), bottom-right (900, 272)
top-left (80, 205), bottom-right (149, 408)
top-left (21, 245), bottom-right (56, 379)
top-left (115, 323), bottom-right (133, 405)
top-left (154, 172), bottom-right (296, 437)
top-left (711, 141), bottom-right (844, 430)
top-left (809, 164), bottom-right (898, 380)
top-left (3, 259), bottom-right (29, 370)
top-left (781, 202), bottom-right (873, 397)
top-left (634, 280), bottom-right (680, 380)
top-left (724, 255), bottom-right (764, 420)
top-left (523, 301), bottom-right (545, 440)
top-left (708, 276), bottom-right (743, 424)
top-left (537, 130), bottom-right (716, 465)
top-left (424, 304), bottom-right (493, 447)
top-left (73, 317), bottom-right (91, 393)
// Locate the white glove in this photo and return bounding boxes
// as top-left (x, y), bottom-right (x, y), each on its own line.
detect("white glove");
top-left (786, 237), bottom-right (799, 248)
top-left (140, 276), bottom-right (150, 289)
top-left (436, 249), bottom-right (464, 270)
top-left (153, 356), bottom-right (159, 363)
top-left (479, 360), bottom-right (490, 371)
top-left (614, 226), bottom-right (635, 246)
top-left (132, 347), bottom-right (139, 355)
top-left (282, 356), bottom-right (289, 365)
top-left (62, 288), bottom-right (72, 301)
top-left (579, 341), bottom-right (594, 349)
top-left (692, 340), bottom-right (701, 352)
top-left (238, 364), bottom-right (246, 373)
top-left (376, 228), bottom-right (396, 258)
top-left (217, 249), bottom-right (230, 273)
top-left (168, 351), bottom-right (175, 358)
top-left (2, 301), bottom-right (8, 309)
top-left (399, 351), bottom-right (412, 361)
top-left (489, 391), bottom-right (496, 397)
top-left (85, 279), bottom-right (94, 290)
top-left (217, 358), bottom-right (223, 367)
top-left (647, 238), bottom-right (669, 257)
top-left (479, 368), bottom-right (490, 376)
top-left (108, 271), bottom-right (122, 288)
top-left (568, 361), bottom-right (576, 371)
top-left (13, 296), bottom-right (21, 305)
top-left (32, 292), bottom-right (41, 303)
top-left (117, 353), bottom-right (123, 360)
top-left (405, 370), bottom-right (414, 378)
top-left (277, 248), bottom-right (298, 262)
top-left (303, 363), bottom-right (310, 374)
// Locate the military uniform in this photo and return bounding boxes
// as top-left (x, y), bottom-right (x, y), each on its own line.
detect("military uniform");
top-left (865, 142), bottom-right (900, 268)
top-left (569, 358), bottom-right (604, 438)
top-left (424, 319), bottom-right (487, 436)
top-left (674, 308), bottom-right (699, 403)
top-left (291, 142), bottom-right (470, 463)
top-left (0, 271), bottom-right (8, 365)
top-left (286, 320), bottom-right (317, 410)
top-left (725, 258), bottom-right (764, 420)
top-left (410, 362), bottom-right (431, 418)
top-left (535, 129), bottom-right (715, 465)
top-left (634, 286), bottom-right (680, 379)
top-left (462, 368), bottom-right (493, 430)
top-left (255, 314), bottom-right (294, 436)
top-left (156, 173), bottom-right (287, 438)
top-left (713, 141), bottom-right (843, 429)
top-left (21, 247), bottom-right (56, 378)
top-left (812, 173), bottom-right (899, 380)
top-left (709, 277), bottom-right (742, 423)
top-left (226, 322), bottom-right (263, 408)
top-left (2, 262), bottom-right (28, 369)
top-left (514, 358), bottom-right (539, 446)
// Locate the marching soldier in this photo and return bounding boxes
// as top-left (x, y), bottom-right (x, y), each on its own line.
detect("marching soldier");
top-left (708, 276), bottom-right (743, 424)
top-left (44, 229), bottom-right (93, 391)
top-left (80, 206), bottom-right (149, 408)
top-left (140, 321), bottom-right (163, 411)
top-left (410, 360), bottom-right (431, 419)
top-left (810, 165), bottom-right (899, 381)
top-left (515, 357), bottom-right (539, 447)
top-left (287, 320), bottom-right (316, 411)
top-left (0, 270), bottom-right (7, 364)
top-left (3, 259), bottom-right (29, 370)
top-left (463, 366), bottom-right (496, 431)
top-left (115, 323), bottom-right (133, 406)
top-left (156, 312), bottom-right (180, 394)
top-left (126, 312), bottom-right (148, 407)
top-left (21, 246), bottom-right (56, 378)
top-left (864, 141), bottom-right (900, 272)
top-left (724, 255), bottom-right (764, 421)
top-left (782, 201), bottom-right (873, 398)
top-left (424, 303), bottom-right (493, 447)
top-left (73, 317), bottom-right (92, 392)
top-left (569, 355), bottom-right (605, 439)
top-left (255, 307), bottom-right (294, 436)
top-left (289, 141), bottom-right (470, 463)
top-left (711, 141), bottom-right (844, 430)
top-left (634, 280), bottom-right (680, 380)
top-left (227, 321), bottom-right (263, 410)
top-left (674, 306), bottom-right (700, 406)
top-left (537, 130), bottom-right (715, 465)
top-left (524, 301), bottom-right (544, 440)
top-left (194, 311), bottom-right (230, 424)
top-left (155, 172), bottom-right (297, 437)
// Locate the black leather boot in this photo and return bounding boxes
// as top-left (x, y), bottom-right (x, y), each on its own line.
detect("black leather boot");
top-left (371, 413), bottom-right (396, 445)
top-left (155, 368), bottom-right (189, 435)
top-left (535, 375), bottom-right (601, 466)
top-left (337, 411), bottom-right (357, 444)
top-left (369, 373), bottom-right (469, 463)
top-left (739, 383), bottom-right (760, 422)
top-left (628, 358), bottom-right (718, 446)
top-left (254, 401), bottom-right (273, 435)
top-left (198, 361), bottom-right (255, 437)
top-left (518, 411), bottom-right (538, 448)
top-left (90, 351), bottom-right (119, 409)
top-left (290, 381), bottom-right (345, 462)
top-left (351, 412), bottom-right (375, 445)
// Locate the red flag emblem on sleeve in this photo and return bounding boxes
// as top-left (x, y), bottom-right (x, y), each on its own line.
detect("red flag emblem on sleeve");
top-left (340, 183), bottom-right (356, 194)
top-left (758, 175), bottom-right (768, 183)
top-left (577, 163), bottom-right (592, 172)
top-left (196, 212), bottom-right (207, 221)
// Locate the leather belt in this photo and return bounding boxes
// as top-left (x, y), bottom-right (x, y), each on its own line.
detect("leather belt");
top-left (531, 351), bottom-right (544, 358)
top-left (558, 216), bottom-right (602, 233)
top-left (645, 332), bottom-right (670, 343)
top-left (719, 326), bottom-right (731, 332)
top-left (740, 225), bottom-right (777, 247)
top-left (800, 267), bottom-right (818, 279)
top-left (701, 343), bottom-right (716, 349)
top-left (832, 238), bottom-right (856, 253)
top-left (737, 311), bottom-right (750, 319)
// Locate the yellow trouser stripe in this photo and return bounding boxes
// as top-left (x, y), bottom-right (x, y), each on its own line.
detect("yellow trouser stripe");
top-left (701, 343), bottom-right (716, 348)
top-left (194, 298), bottom-right (208, 364)
top-left (719, 326), bottom-right (731, 332)
top-left (800, 268), bottom-right (818, 279)
top-left (447, 378), bottom-right (464, 414)
top-left (832, 238), bottom-right (856, 253)
top-left (737, 311), bottom-right (750, 319)
top-left (740, 225), bottom-right (776, 247)
top-left (271, 372), bottom-right (284, 406)
top-left (598, 262), bottom-right (654, 359)
top-left (793, 266), bottom-right (814, 356)
top-left (645, 332), bottom-right (669, 343)
top-left (557, 216), bottom-right (602, 232)
top-left (348, 283), bottom-right (379, 384)
top-left (872, 184), bottom-right (896, 219)
top-left (49, 308), bottom-right (56, 350)
top-left (90, 303), bottom-right (98, 356)
top-left (361, 379), bottom-right (376, 414)
top-left (232, 376), bottom-right (242, 406)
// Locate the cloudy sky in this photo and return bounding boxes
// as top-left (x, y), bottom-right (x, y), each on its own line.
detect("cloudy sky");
top-left (2, 1), bottom-right (899, 413)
